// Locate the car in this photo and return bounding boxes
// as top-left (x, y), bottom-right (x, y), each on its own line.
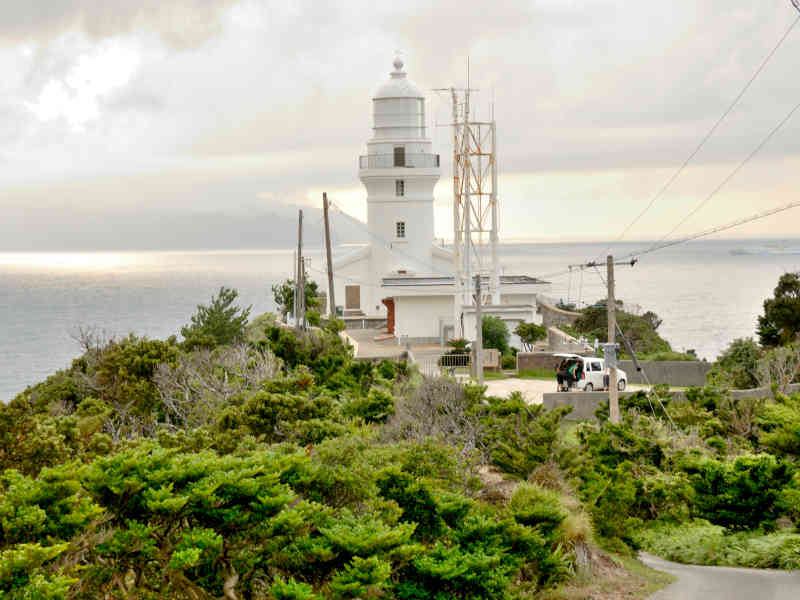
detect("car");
top-left (553, 353), bottom-right (627, 392)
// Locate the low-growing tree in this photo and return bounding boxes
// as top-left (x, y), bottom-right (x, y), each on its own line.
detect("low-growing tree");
top-left (271, 277), bottom-right (321, 321)
top-left (758, 272), bottom-right (800, 347)
top-left (181, 286), bottom-right (251, 349)
top-left (709, 337), bottom-right (762, 390)
top-left (482, 316), bottom-right (510, 355)
top-left (514, 321), bottom-right (547, 352)
top-left (757, 343), bottom-right (800, 393)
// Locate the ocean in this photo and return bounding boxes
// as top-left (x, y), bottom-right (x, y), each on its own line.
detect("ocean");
top-left (2, 238), bottom-right (798, 402)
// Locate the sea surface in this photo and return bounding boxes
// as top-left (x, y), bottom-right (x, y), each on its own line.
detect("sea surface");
top-left (2, 238), bottom-right (798, 401)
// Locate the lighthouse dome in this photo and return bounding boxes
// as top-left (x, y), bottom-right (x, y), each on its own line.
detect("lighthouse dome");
top-left (371, 58), bottom-right (427, 140)
top-left (373, 58), bottom-right (424, 99)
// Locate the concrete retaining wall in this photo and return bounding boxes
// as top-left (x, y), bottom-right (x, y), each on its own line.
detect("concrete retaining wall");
top-left (343, 317), bottom-right (388, 330)
top-left (618, 360), bottom-right (712, 387)
top-left (543, 391), bottom-right (643, 420)
top-left (517, 350), bottom-right (592, 372)
top-left (536, 299), bottom-right (582, 328)
top-left (543, 383), bottom-right (800, 421)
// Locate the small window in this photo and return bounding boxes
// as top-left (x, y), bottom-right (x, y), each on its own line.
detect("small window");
top-left (396, 221), bottom-right (406, 238)
top-left (591, 361), bottom-right (602, 372)
top-left (394, 146), bottom-right (405, 167)
top-left (395, 179), bottom-right (405, 196)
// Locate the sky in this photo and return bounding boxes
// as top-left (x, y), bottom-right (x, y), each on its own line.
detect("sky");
top-left (1, 0), bottom-right (800, 250)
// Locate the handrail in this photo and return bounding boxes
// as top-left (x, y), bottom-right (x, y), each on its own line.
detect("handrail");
top-left (359, 153), bottom-right (440, 169)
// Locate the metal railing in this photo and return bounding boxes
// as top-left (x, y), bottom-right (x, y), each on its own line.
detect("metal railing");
top-left (359, 153), bottom-right (440, 169)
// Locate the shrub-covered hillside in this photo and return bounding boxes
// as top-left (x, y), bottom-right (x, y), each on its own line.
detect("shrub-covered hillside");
top-left (0, 290), bottom-right (589, 599)
top-left (4, 285), bottom-right (800, 599)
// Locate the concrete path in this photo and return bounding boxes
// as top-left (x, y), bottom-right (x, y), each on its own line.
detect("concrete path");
top-left (640, 552), bottom-right (800, 600)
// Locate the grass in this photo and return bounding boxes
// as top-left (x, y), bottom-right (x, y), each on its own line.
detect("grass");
top-left (633, 521), bottom-right (800, 569)
top-left (517, 368), bottom-right (557, 380)
top-left (538, 552), bottom-right (676, 600)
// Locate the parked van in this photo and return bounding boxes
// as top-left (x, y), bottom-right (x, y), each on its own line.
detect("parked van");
top-left (554, 353), bottom-right (627, 392)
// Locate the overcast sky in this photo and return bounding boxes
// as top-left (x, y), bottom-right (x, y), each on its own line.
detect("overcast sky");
top-left (2, 0), bottom-right (800, 250)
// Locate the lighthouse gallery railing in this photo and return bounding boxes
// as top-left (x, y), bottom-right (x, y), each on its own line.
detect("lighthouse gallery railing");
top-left (359, 153), bottom-right (440, 169)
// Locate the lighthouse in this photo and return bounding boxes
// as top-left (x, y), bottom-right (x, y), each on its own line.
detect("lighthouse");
top-left (332, 58), bottom-right (547, 345)
top-left (360, 57), bottom-right (441, 277)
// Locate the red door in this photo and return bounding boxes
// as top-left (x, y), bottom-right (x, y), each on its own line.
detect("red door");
top-left (382, 298), bottom-right (395, 334)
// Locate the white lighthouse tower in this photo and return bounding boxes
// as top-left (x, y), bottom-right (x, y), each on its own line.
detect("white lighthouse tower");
top-left (361, 57), bottom-right (441, 277)
top-left (332, 57), bottom-right (546, 344)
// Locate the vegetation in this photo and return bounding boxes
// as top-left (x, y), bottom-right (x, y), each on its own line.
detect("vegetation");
top-left (515, 321), bottom-right (547, 352)
top-left (7, 274), bottom-right (800, 598)
top-left (272, 276), bottom-right (321, 321)
top-left (572, 300), bottom-right (672, 356)
top-left (481, 315), bottom-right (510, 355)
top-left (758, 271), bottom-right (800, 347)
top-left (181, 286), bottom-right (251, 350)
top-left (707, 337), bottom-right (762, 389)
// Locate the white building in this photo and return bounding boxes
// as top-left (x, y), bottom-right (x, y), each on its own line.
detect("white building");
top-left (333, 58), bottom-right (547, 347)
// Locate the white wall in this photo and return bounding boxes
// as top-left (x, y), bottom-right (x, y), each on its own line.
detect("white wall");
top-left (333, 256), bottom-right (387, 316)
top-left (394, 295), bottom-right (454, 339)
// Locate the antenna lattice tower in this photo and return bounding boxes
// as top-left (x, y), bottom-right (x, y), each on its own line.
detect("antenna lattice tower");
top-left (445, 87), bottom-right (500, 337)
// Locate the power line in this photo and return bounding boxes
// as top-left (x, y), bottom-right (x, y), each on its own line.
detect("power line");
top-left (592, 12), bottom-right (800, 263)
top-left (328, 200), bottom-right (455, 277)
top-left (648, 97), bottom-right (800, 248)
top-left (622, 199), bottom-right (800, 260)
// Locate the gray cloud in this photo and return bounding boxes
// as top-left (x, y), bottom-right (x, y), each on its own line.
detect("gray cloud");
top-left (2, 0), bottom-right (800, 249)
top-left (0, 0), bottom-right (238, 49)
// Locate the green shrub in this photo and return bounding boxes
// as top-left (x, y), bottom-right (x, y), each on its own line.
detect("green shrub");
top-left (707, 338), bottom-right (762, 389)
top-left (757, 399), bottom-right (800, 457)
top-left (681, 454), bottom-right (795, 530)
top-left (634, 520), bottom-right (800, 569)
top-left (306, 309), bottom-right (321, 327)
top-left (344, 388), bottom-right (395, 424)
top-left (482, 316), bottom-right (510, 355)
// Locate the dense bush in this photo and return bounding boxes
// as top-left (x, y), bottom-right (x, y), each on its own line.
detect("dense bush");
top-left (680, 454), bottom-right (794, 530)
top-left (573, 300), bottom-right (672, 355)
top-left (482, 316), bottom-right (510, 355)
top-left (707, 338), bottom-right (762, 389)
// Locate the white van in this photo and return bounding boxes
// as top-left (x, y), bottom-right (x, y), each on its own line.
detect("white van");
top-left (554, 353), bottom-right (627, 392)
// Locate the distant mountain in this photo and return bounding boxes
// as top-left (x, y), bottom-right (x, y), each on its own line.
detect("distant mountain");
top-left (0, 205), bottom-right (368, 251)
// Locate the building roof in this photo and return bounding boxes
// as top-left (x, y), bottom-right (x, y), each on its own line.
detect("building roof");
top-left (374, 58), bottom-right (424, 100)
top-left (381, 274), bottom-right (549, 287)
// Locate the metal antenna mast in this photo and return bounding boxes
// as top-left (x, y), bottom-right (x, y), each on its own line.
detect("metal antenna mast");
top-left (435, 76), bottom-right (500, 338)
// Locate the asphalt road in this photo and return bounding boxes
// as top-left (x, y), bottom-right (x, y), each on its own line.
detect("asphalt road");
top-left (641, 552), bottom-right (800, 600)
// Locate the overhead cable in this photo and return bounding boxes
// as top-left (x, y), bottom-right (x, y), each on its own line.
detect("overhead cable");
top-left (592, 12), bottom-right (800, 263)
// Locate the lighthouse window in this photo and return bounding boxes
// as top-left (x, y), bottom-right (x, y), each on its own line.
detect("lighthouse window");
top-left (393, 146), bottom-right (405, 167)
top-left (395, 179), bottom-right (405, 197)
top-left (396, 222), bottom-right (406, 238)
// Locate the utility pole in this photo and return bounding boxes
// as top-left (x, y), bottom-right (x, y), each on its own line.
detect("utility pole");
top-left (323, 193), bottom-right (336, 319)
top-left (473, 274), bottom-right (484, 385)
top-left (607, 255), bottom-right (620, 423)
top-left (296, 209), bottom-right (304, 331)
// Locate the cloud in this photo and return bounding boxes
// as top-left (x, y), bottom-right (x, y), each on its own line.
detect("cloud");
top-left (0, 0), bottom-right (239, 49)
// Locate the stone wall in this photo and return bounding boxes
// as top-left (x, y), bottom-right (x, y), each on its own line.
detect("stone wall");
top-left (516, 352), bottom-right (562, 371)
top-left (536, 298), bottom-right (582, 328)
top-left (543, 383), bottom-right (800, 421)
top-left (618, 360), bottom-right (712, 387)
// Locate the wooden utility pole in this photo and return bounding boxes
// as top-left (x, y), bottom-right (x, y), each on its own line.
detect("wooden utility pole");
top-left (473, 274), bottom-right (484, 385)
top-left (296, 209), bottom-right (304, 331)
top-left (607, 255), bottom-right (620, 423)
top-left (323, 193), bottom-right (336, 319)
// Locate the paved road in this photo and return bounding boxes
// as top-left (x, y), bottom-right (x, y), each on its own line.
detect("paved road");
top-left (641, 552), bottom-right (800, 600)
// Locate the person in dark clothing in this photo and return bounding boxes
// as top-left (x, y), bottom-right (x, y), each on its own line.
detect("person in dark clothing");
top-left (556, 360), bottom-right (568, 391)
